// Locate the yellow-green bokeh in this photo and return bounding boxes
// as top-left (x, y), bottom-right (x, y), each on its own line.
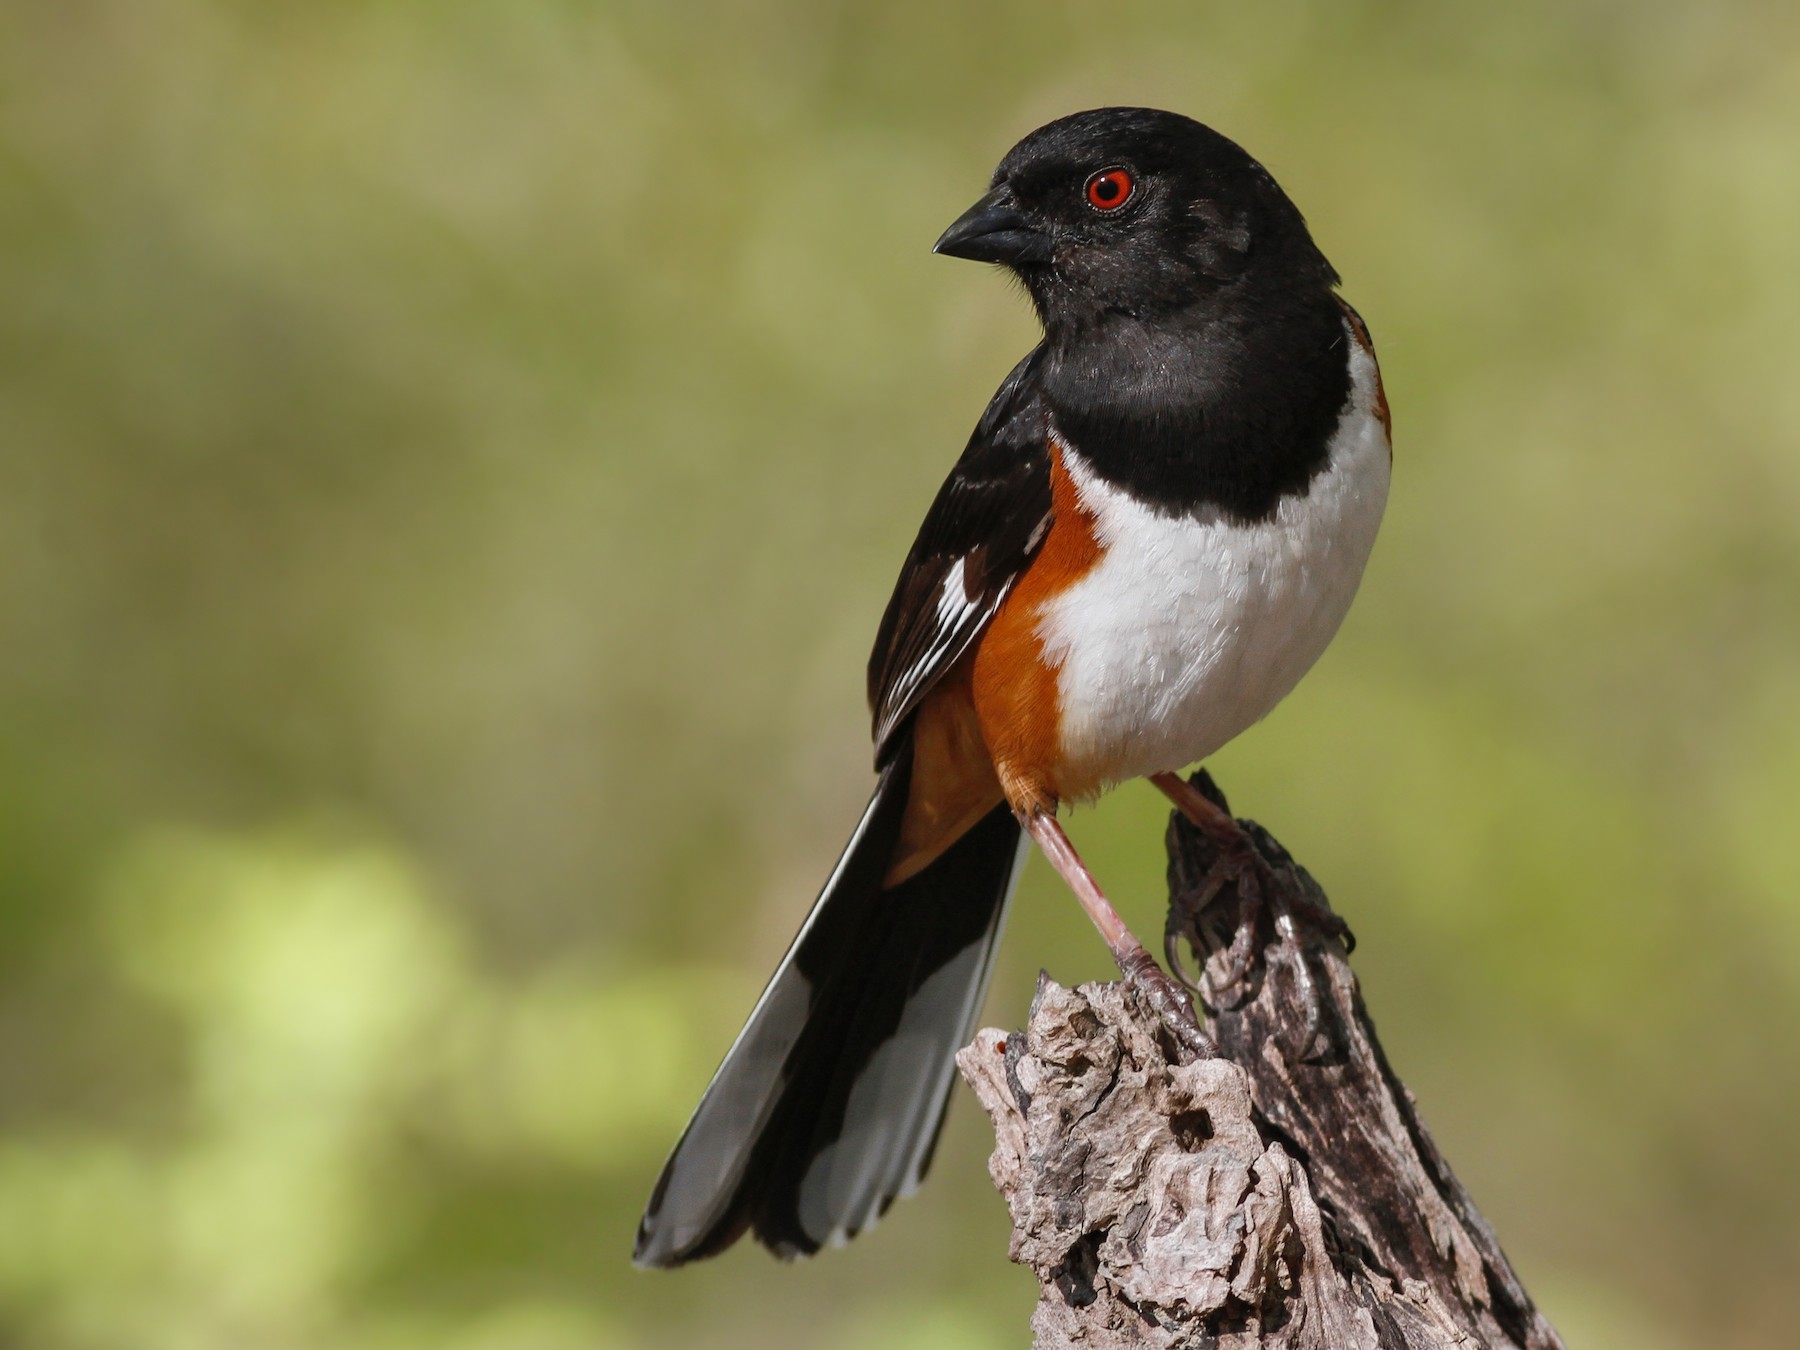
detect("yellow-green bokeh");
top-left (2, 1), bottom-right (1796, 1346)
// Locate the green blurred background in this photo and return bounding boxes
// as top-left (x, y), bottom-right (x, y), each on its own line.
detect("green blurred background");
top-left (3, 1), bottom-right (1798, 1346)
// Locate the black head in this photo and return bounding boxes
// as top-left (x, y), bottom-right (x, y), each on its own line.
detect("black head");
top-left (934, 108), bottom-right (1338, 334)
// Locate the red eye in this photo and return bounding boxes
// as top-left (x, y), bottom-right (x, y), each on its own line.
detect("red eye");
top-left (1085, 168), bottom-right (1134, 211)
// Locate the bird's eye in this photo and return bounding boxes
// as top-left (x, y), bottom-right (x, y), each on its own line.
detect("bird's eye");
top-left (1084, 168), bottom-right (1135, 212)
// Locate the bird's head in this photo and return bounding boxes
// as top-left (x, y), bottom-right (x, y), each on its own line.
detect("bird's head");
top-left (934, 108), bottom-right (1338, 335)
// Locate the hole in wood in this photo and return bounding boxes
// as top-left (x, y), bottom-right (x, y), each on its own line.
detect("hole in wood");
top-left (1169, 1108), bottom-right (1214, 1151)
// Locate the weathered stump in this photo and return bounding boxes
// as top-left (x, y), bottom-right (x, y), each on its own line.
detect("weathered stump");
top-left (955, 772), bottom-right (1564, 1349)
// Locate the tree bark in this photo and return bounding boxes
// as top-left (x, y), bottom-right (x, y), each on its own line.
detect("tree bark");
top-left (955, 772), bottom-right (1565, 1350)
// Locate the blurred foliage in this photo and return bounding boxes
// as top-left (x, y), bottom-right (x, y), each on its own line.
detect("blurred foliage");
top-left (1, 0), bottom-right (1797, 1346)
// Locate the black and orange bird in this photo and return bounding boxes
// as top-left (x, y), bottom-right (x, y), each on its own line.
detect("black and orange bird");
top-left (634, 108), bottom-right (1390, 1268)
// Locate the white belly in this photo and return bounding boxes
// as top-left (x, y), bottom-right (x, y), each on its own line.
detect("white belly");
top-left (1037, 334), bottom-right (1391, 796)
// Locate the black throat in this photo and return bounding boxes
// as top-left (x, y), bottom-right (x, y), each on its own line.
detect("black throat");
top-left (1038, 288), bottom-right (1351, 524)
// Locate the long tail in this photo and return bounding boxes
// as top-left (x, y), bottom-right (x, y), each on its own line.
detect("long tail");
top-left (633, 742), bottom-right (1026, 1267)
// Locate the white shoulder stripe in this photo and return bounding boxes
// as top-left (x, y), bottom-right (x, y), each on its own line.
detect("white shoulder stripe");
top-left (872, 561), bottom-right (1012, 750)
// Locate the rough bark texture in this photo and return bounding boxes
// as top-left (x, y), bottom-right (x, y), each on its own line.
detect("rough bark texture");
top-left (955, 772), bottom-right (1565, 1350)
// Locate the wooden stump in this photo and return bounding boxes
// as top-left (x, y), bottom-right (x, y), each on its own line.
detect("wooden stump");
top-left (955, 772), bottom-right (1565, 1349)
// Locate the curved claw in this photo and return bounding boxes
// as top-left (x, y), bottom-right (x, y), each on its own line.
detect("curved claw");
top-left (1165, 923), bottom-right (1202, 994)
top-left (1266, 914), bottom-right (1333, 1061)
top-left (1166, 855), bottom-right (1231, 997)
top-left (1208, 885), bottom-right (1263, 1002)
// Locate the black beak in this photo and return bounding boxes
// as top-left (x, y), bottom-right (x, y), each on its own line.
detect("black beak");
top-left (932, 186), bottom-right (1053, 265)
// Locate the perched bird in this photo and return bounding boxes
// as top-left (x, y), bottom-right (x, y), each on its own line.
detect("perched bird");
top-left (634, 107), bottom-right (1391, 1268)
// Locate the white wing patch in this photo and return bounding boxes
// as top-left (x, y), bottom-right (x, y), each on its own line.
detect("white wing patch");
top-left (935, 558), bottom-right (971, 625)
top-left (872, 557), bottom-right (1011, 751)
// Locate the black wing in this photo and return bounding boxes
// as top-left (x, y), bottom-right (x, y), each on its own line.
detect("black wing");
top-left (866, 347), bottom-right (1053, 765)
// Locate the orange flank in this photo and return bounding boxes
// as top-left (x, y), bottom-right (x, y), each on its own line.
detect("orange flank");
top-left (970, 444), bottom-right (1104, 809)
top-left (884, 443), bottom-right (1102, 886)
top-left (883, 663), bottom-right (1002, 886)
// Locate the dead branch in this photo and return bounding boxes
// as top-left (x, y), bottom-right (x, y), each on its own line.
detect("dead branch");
top-left (955, 772), bottom-right (1565, 1349)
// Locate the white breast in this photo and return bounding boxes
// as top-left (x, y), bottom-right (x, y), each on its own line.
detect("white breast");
top-left (1038, 326), bottom-right (1391, 798)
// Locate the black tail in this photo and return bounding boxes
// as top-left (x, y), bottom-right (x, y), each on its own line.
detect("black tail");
top-left (633, 744), bottom-right (1025, 1267)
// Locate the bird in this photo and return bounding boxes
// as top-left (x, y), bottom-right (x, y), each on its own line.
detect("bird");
top-left (633, 106), bottom-right (1391, 1269)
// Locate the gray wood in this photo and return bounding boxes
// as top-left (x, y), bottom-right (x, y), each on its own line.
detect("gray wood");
top-left (955, 772), bottom-right (1565, 1349)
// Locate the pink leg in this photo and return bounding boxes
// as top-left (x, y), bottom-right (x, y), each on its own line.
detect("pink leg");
top-left (1150, 771), bottom-right (1246, 848)
top-left (1020, 809), bottom-right (1214, 1061)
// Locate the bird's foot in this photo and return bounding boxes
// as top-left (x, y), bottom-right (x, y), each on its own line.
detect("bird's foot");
top-left (1115, 943), bottom-right (1217, 1063)
top-left (1163, 830), bottom-right (1276, 999)
top-left (1156, 770), bottom-right (1352, 1002)
top-left (1016, 803), bottom-right (1216, 1062)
